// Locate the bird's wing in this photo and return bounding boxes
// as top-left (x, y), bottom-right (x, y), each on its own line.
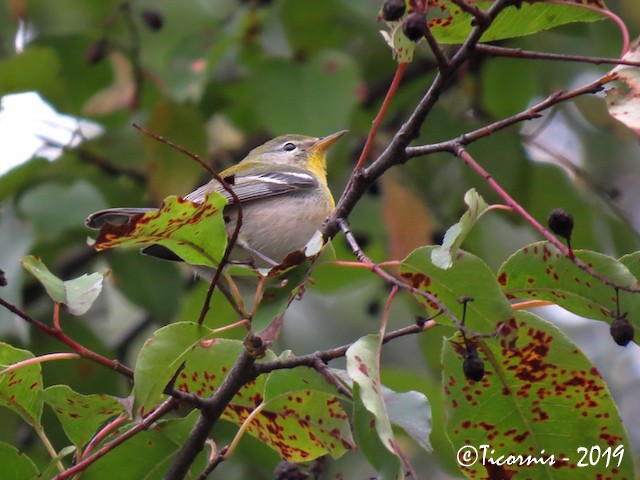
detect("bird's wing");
top-left (85, 207), bottom-right (155, 229)
top-left (184, 168), bottom-right (318, 205)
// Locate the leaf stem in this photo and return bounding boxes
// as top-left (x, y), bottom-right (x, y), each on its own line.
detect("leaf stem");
top-left (0, 352), bottom-right (80, 377)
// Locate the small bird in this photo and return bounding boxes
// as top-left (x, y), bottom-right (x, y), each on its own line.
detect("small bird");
top-left (86, 130), bottom-right (347, 269)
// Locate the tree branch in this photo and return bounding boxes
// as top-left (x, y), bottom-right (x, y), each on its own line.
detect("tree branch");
top-left (163, 348), bottom-right (258, 480)
top-left (325, 0), bottom-right (514, 238)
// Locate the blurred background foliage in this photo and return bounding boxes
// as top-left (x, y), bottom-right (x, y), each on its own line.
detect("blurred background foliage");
top-left (1, 0), bottom-right (640, 478)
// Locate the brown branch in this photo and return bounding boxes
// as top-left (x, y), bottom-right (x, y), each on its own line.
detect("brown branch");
top-left (405, 73), bottom-right (614, 159)
top-left (325, 0), bottom-right (514, 238)
top-left (164, 348), bottom-right (258, 480)
top-left (255, 319), bottom-right (438, 376)
top-left (131, 123), bottom-right (244, 325)
top-left (53, 397), bottom-right (179, 479)
top-left (450, 144), bottom-right (640, 293)
top-left (475, 44), bottom-right (640, 67)
top-left (337, 218), bottom-right (467, 329)
top-left (0, 296), bottom-right (133, 378)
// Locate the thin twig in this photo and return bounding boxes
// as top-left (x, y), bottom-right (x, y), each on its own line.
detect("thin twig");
top-left (475, 44), bottom-right (640, 67)
top-left (450, 144), bottom-right (640, 293)
top-left (337, 218), bottom-right (465, 329)
top-left (53, 397), bottom-right (179, 479)
top-left (131, 123), bottom-right (244, 325)
top-left (0, 296), bottom-right (133, 378)
top-left (405, 73), bottom-right (615, 159)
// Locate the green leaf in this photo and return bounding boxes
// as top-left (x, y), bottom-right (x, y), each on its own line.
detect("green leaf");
top-left (0, 343), bottom-right (43, 427)
top-left (244, 365), bottom-right (354, 461)
top-left (0, 46), bottom-right (64, 99)
top-left (400, 246), bottom-right (513, 332)
top-left (432, 188), bottom-right (489, 269)
top-left (18, 180), bottom-right (107, 237)
top-left (384, 389), bottom-right (432, 453)
top-left (430, 1), bottom-right (606, 45)
top-left (132, 322), bottom-right (218, 414)
top-left (250, 51), bottom-right (360, 134)
top-left (92, 194), bottom-right (228, 268)
top-left (42, 385), bottom-right (125, 448)
top-left (352, 386), bottom-right (403, 480)
top-left (498, 242), bottom-right (639, 322)
top-left (347, 334), bottom-right (403, 478)
top-left (443, 310), bottom-right (635, 479)
top-left (227, 388), bottom-right (353, 462)
top-left (78, 427), bottom-right (186, 480)
top-left (143, 101), bottom-right (209, 199)
top-left (0, 442), bottom-right (39, 480)
top-left (21, 256), bottom-right (106, 315)
top-left (159, 339), bottom-right (351, 461)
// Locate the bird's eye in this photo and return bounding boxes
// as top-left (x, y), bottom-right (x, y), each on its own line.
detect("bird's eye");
top-left (282, 142), bottom-right (297, 152)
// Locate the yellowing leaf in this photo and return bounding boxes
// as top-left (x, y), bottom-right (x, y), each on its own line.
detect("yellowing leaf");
top-left (606, 37), bottom-right (640, 139)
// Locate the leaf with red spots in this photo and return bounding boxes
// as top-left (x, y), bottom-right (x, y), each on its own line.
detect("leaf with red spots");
top-left (174, 344), bottom-right (352, 461)
top-left (347, 334), bottom-right (404, 479)
top-left (605, 37), bottom-right (640, 139)
top-left (380, 18), bottom-right (417, 63)
top-left (0, 342), bottom-right (43, 427)
top-left (432, 188), bottom-right (489, 269)
top-left (92, 194), bottom-right (228, 268)
top-left (401, 246), bottom-right (513, 333)
top-left (132, 321), bottom-right (234, 415)
top-left (353, 390), bottom-right (403, 480)
top-left (443, 310), bottom-right (634, 479)
top-left (226, 388), bottom-right (353, 462)
top-left (42, 385), bottom-right (125, 448)
top-left (432, 0), bottom-right (606, 45)
top-left (21, 255), bottom-right (106, 315)
top-left (498, 242), bottom-right (639, 327)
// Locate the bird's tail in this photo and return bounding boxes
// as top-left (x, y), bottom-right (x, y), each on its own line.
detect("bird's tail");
top-left (85, 208), bottom-right (156, 229)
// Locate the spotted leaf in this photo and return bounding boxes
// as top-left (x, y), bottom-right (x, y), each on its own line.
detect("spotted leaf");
top-left (133, 321), bottom-right (224, 415)
top-left (92, 193), bottom-right (227, 268)
top-left (498, 242), bottom-right (639, 327)
top-left (443, 310), bottom-right (634, 479)
top-left (174, 342), bottom-right (352, 461)
top-left (0, 343), bottom-right (43, 427)
top-left (431, 0), bottom-right (606, 45)
top-left (401, 246), bottom-right (513, 333)
top-left (347, 334), bottom-right (404, 479)
top-left (42, 385), bottom-right (125, 448)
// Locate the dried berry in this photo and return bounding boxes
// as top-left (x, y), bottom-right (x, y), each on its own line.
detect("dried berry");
top-left (402, 12), bottom-right (427, 41)
top-left (141, 9), bottom-right (164, 31)
top-left (547, 208), bottom-right (574, 241)
top-left (610, 316), bottom-right (634, 346)
top-left (86, 38), bottom-right (108, 65)
top-left (463, 348), bottom-right (485, 381)
top-left (0, 268), bottom-right (6, 287)
top-left (382, 0), bottom-right (406, 22)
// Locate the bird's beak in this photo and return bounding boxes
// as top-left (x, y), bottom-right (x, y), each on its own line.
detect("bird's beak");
top-left (310, 130), bottom-right (348, 153)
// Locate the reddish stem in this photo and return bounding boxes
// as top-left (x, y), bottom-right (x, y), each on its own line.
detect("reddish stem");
top-left (53, 398), bottom-right (178, 479)
top-left (354, 62), bottom-right (407, 171)
top-left (452, 145), bottom-right (640, 293)
top-left (0, 297), bottom-right (133, 378)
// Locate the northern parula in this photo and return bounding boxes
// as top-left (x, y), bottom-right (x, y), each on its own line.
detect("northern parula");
top-left (86, 130), bottom-right (347, 268)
